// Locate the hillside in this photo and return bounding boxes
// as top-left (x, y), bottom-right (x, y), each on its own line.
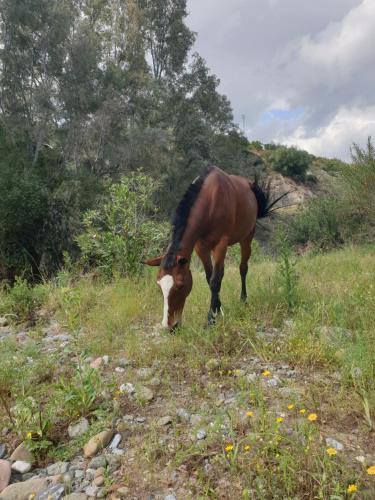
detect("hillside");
top-left (1, 245), bottom-right (375, 498)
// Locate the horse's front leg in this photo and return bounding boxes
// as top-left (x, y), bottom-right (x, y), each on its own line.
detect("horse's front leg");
top-left (207, 240), bottom-right (227, 325)
top-left (239, 231), bottom-right (254, 302)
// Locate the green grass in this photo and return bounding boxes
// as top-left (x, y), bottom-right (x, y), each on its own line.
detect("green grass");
top-left (1, 244), bottom-right (375, 496)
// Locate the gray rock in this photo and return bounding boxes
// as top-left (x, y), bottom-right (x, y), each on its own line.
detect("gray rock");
top-left (108, 434), bottom-right (122, 451)
top-left (135, 417), bottom-right (145, 423)
top-left (0, 460), bottom-right (11, 494)
top-left (11, 460), bottom-right (31, 473)
top-left (158, 416), bottom-right (172, 426)
top-left (267, 377), bottom-right (281, 387)
top-left (68, 419), bottom-right (89, 439)
top-left (75, 470), bottom-right (85, 480)
top-left (102, 355), bottom-right (109, 365)
top-left (119, 383), bottom-right (135, 395)
top-left (96, 488), bottom-right (106, 498)
top-left (190, 414), bottom-right (202, 426)
top-left (0, 477), bottom-right (47, 500)
top-left (36, 484), bottom-right (65, 500)
top-left (164, 496), bottom-right (177, 500)
top-left (47, 462), bottom-right (69, 476)
top-left (325, 437), bottom-right (344, 451)
top-left (246, 373), bottom-right (257, 382)
top-left (117, 358), bottom-right (131, 367)
top-left (85, 469), bottom-right (95, 481)
top-left (196, 429), bottom-right (207, 440)
top-left (63, 494), bottom-right (88, 500)
top-left (115, 367), bottom-right (125, 373)
top-left (0, 446), bottom-right (6, 460)
top-left (88, 456), bottom-right (106, 469)
top-left (85, 485), bottom-right (98, 497)
top-left (176, 408), bottom-right (190, 421)
top-left (136, 367), bottom-right (154, 379)
top-left (44, 334), bottom-right (70, 343)
top-left (116, 487), bottom-right (130, 498)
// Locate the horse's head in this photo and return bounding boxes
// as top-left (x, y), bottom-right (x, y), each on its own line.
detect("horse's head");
top-left (143, 255), bottom-right (192, 330)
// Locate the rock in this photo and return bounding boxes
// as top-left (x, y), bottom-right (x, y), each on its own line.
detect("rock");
top-left (176, 408), bottom-right (190, 422)
top-left (0, 460), bottom-right (11, 493)
top-left (233, 369), bottom-right (246, 377)
top-left (165, 496), bottom-right (177, 500)
top-left (0, 446), bottom-right (6, 460)
top-left (93, 476), bottom-right (104, 487)
top-left (108, 434), bottom-right (122, 451)
top-left (102, 355), bottom-right (109, 365)
top-left (11, 460), bottom-right (31, 473)
top-left (196, 429), bottom-right (207, 440)
top-left (85, 485), bottom-right (98, 497)
top-left (63, 495), bottom-right (88, 500)
top-left (267, 377), bottom-right (281, 387)
top-left (83, 431), bottom-right (114, 458)
top-left (119, 383), bottom-right (135, 395)
top-left (158, 416), bottom-right (172, 427)
top-left (9, 442), bottom-right (34, 464)
top-left (35, 484), bottom-right (65, 500)
top-left (246, 373), bottom-right (257, 383)
top-left (75, 470), bottom-right (85, 480)
top-left (96, 488), bottom-right (106, 498)
top-left (137, 386), bottom-right (154, 402)
top-left (90, 358), bottom-right (102, 370)
top-left (149, 377), bottom-right (161, 387)
top-left (68, 418), bottom-right (89, 439)
top-left (106, 454), bottom-right (122, 470)
top-left (47, 462), bottom-right (69, 476)
top-left (115, 367), bottom-right (125, 373)
top-left (116, 487), bottom-right (130, 498)
top-left (85, 469), bottom-right (95, 481)
top-left (325, 437), bottom-right (344, 451)
top-left (117, 358), bottom-right (131, 367)
top-left (0, 477), bottom-right (47, 500)
top-left (88, 456), bottom-right (106, 469)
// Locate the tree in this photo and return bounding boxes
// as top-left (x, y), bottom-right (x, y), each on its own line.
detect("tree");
top-left (270, 146), bottom-right (312, 181)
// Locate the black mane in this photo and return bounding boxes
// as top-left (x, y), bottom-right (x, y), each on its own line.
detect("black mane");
top-left (162, 166), bottom-right (214, 269)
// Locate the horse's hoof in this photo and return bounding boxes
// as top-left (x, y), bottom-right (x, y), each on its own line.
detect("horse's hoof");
top-left (207, 311), bottom-right (216, 325)
top-left (240, 295), bottom-right (248, 303)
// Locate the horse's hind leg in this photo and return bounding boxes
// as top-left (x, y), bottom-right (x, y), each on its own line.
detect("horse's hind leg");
top-left (208, 239), bottom-right (227, 324)
top-left (239, 232), bottom-right (254, 302)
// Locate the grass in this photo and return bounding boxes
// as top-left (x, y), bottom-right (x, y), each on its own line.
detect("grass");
top-left (1, 244), bottom-right (375, 497)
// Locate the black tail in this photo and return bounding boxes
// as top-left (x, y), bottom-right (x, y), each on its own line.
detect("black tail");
top-left (251, 176), bottom-right (292, 219)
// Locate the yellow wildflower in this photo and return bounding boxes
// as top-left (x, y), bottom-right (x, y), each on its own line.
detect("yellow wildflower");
top-left (234, 369), bottom-right (243, 376)
top-left (367, 465), bottom-right (375, 475)
top-left (26, 432), bottom-right (32, 440)
top-left (347, 484), bottom-right (357, 493)
top-left (262, 370), bottom-right (270, 377)
top-left (326, 447), bottom-right (337, 456)
top-left (299, 409), bottom-right (306, 414)
top-left (225, 444), bottom-right (234, 453)
top-left (228, 370), bottom-right (232, 375)
top-left (244, 445), bottom-right (251, 451)
top-left (287, 404), bottom-right (294, 410)
top-left (276, 417), bottom-right (284, 423)
top-left (246, 411), bottom-right (254, 417)
top-left (307, 413), bottom-right (318, 422)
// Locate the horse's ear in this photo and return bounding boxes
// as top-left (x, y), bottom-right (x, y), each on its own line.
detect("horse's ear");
top-left (143, 256), bottom-right (163, 267)
top-left (177, 256), bottom-right (188, 266)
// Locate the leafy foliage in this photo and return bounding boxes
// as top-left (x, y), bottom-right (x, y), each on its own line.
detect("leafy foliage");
top-left (270, 146), bottom-right (313, 181)
top-left (77, 173), bottom-right (169, 278)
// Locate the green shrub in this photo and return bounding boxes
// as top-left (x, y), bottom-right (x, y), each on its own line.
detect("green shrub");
top-left (1, 277), bottom-right (47, 322)
top-left (77, 172), bottom-right (169, 278)
top-left (270, 146), bottom-right (313, 181)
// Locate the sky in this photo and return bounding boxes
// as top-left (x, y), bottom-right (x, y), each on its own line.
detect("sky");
top-left (187, 0), bottom-right (375, 160)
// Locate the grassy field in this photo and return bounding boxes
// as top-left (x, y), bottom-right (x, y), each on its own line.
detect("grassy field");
top-left (1, 244), bottom-right (375, 498)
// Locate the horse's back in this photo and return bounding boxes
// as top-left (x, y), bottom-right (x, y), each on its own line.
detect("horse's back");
top-left (197, 167), bottom-right (257, 247)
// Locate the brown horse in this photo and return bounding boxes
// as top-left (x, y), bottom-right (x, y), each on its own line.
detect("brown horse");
top-left (144, 166), bottom-right (275, 329)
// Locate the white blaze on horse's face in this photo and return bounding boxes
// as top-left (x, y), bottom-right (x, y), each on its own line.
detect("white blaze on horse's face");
top-left (157, 274), bottom-right (174, 328)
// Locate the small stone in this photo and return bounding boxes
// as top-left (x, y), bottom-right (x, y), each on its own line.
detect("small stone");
top-left (9, 442), bottom-right (34, 464)
top-left (11, 460), bottom-right (31, 473)
top-left (108, 434), bottom-right (122, 451)
top-left (136, 368), bottom-right (153, 380)
top-left (119, 383), bottom-right (135, 395)
top-left (117, 487), bottom-right (130, 498)
top-left (135, 417), bottom-right (145, 423)
top-left (0, 445), bottom-right (6, 460)
top-left (246, 373), bottom-right (257, 382)
top-left (112, 448), bottom-right (125, 456)
top-left (85, 485), bottom-right (99, 497)
top-left (355, 455), bottom-right (366, 464)
top-left (149, 377), bottom-right (161, 387)
top-left (0, 477), bottom-right (47, 499)
top-left (0, 459), bottom-right (11, 493)
top-left (117, 358), bottom-right (131, 367)
top-left (88, 456), bottom-right (107, 469)
top-left (85, 469), bottom-right (95, 481)
top-left (63, 494), bottom-right (88, 500)
top-left (35, 483), bottom-right (65, 500)
top-left (164, 495), bottom-right (177, 500)
top-left (68, 418), bottom-right (89, 439)
top-left (96, 488), bottom-right (106, 498)
top-left (83, 430), bottom-right (114, 458)
top-left (75, 470), bottom-right (85, 480)
top-left (267, 377), bottom-right (280, 387)
top-left (325, 437), bottom-right (344, 451)
top-left (47, 462), bottom-right (69, 476)
top-left (158, 416), bottom-right (172, 426)
top-left (137, 386), bottom-right (154, 402)
top-left (93, 476), bottom-right (104, 487)
top-left (90, 357), bottom-right (103, 370)
top-left (94, 468), bottom-right (105, 478)
top-left (196, 429), bottom-right (207, 440)
top-left (102, 355), bottom-right (109, 365)
top-left (115, 367), bottom-right (125, 373)
top-left (106, 454), bottom-right (122, 469)
top-left (176, 408), bottom-right (190, 421)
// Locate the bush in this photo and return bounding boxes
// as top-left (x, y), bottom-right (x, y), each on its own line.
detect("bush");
top-left (0, 277), bottom-right (47, 323)
top-left (77, 172), bottom-right (169, 278)
top-left (270, 146), bottom-right (313, 181)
